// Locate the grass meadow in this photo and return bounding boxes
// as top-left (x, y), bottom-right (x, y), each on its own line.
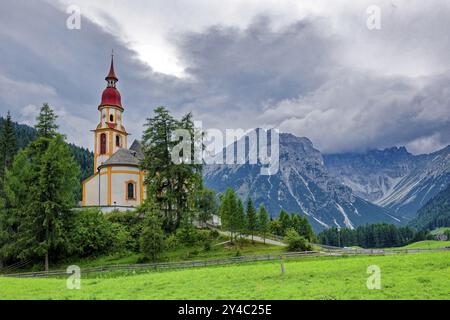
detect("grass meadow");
top-left (1, 251), bottom-right (449, 300)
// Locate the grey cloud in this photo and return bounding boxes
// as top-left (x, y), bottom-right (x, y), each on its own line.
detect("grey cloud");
top-left (0, 0), bottom-right (449, 155)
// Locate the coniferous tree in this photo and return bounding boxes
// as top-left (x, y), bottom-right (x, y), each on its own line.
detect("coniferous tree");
top-left (246, 198), bottom-right (258, 242)
top-left (279, 210), bottom-right (291, 236)
top-left (1, 105), bottom-right (79, 271)
top-left (258, 205), bottom-right (269, 244)
top-left (197, 188), bottom-right (218, 228)
top-left (20, 135), bottom-right (79, 270)
top-left (141, 107), bottom-right (202, 232)
top-left (235, 198), bottom-right (246, 239)
top-left (0, 111), bottom-right (18, 186)
top-left (35, 103), bottom-right (58, 139)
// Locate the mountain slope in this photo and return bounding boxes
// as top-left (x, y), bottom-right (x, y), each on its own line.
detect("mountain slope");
top-left (324, 146), bottom-right (450, 221)
top-left (409, 183), bottom-right (450, 231)
top-left (204, 131), bottom-right (401, 231)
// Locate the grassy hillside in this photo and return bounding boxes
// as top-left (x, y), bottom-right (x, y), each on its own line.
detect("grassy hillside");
top-left (56, 239), bottom-right (284, 270)
top-left (400, 240), bottom-right (450, 249)
top-left (430, 227), bottom-right (450, 236)
top-left (1, 251), bottom-right (449, 300)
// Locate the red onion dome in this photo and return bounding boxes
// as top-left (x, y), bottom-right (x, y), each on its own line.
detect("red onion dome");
top-left (100, 87), bottom-right (122, 108)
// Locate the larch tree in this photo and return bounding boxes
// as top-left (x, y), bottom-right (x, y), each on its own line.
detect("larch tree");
top-left (258, 205), bottom-right (269, 244)
top-left (2, 105), bottom-right (79, 271)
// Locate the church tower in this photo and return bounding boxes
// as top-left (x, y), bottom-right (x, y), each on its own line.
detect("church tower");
top-left (93, 54), bottom-right (129, 171)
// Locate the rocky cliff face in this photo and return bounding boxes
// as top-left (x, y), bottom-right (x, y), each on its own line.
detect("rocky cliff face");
top-left (324, 146), bottom-right (450, 221)
top-left (204, 132), bottom-right (401, 231)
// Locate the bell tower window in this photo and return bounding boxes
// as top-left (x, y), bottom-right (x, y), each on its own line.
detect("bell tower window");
top-left (116, 135), bottom-right (121, 147)
top-left (110, 114), bottom-right (114, 122)
top-left (100, 133), bottom-right (107, 154)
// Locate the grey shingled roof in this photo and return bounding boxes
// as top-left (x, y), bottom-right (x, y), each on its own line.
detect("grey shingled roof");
top-left (101, 140), bottom-right (143, 167)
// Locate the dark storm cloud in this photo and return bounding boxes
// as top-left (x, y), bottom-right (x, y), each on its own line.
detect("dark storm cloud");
top-left (0, 0), bottom-right (449, 154)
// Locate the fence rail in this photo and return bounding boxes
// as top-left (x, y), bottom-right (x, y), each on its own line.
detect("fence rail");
top-left (1, 247), bottom-right (448, 279)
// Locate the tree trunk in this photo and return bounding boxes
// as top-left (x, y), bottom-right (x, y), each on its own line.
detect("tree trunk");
top-left (44, 253), bottom-right (49, 272)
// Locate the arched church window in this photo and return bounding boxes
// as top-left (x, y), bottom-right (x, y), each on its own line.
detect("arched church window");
top-left (116, 135), bottom-right (121, 147)
top-left (110, 114), bottom-right (114, 122)
top-left (100, 133), bottom-right (107, 154)
top-left (127, 182), bottom-right (135, 200)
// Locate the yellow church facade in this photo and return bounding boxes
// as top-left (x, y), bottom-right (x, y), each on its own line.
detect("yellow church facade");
top-left (82, 56), bottom-right (146, 210)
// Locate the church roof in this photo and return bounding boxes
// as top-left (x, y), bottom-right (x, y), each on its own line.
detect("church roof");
top-left (100, 140), bottom-right (143, 167)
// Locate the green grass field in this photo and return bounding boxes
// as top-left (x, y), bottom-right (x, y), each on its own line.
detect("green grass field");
top-left (1, 251), bottom-right (449, 300)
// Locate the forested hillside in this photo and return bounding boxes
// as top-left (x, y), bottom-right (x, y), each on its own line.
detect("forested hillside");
top-left (409, 184), bottom-right (450, 231)
top-left (0, 117), bottom-right (93, 201)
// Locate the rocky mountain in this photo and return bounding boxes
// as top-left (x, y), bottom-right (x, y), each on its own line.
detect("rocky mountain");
top-left (324, 146), bottom-right (450, 221)
top-left (204, 131), bottom-right (401, 232)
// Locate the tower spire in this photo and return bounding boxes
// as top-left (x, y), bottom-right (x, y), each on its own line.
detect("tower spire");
top-left (105, 50), bottom-right (118, 85)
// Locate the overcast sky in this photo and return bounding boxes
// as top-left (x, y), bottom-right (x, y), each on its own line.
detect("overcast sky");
top-left (0, 0), bottom-right (449, 154)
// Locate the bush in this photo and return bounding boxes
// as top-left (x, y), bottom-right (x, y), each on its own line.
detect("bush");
top-left (209, 229), bottom-right (220, 239)
top-left (203, 241), bottom-right (212, 252)
top-left (68, 209), bottom-right (128, 257)
top-left (285, 229), bottom-right (312, 252)
top-left (165, 234), bottom-right (179, 250)
top-left (105, 210), bottom-right (144, 252)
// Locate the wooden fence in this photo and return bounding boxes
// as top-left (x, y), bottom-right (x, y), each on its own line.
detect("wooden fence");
top-left (1, 247), bottom-right (448, 279)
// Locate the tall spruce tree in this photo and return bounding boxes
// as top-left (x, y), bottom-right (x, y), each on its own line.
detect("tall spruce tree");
top-left (246, 198), bottom-right (258, 242)
top-left (35, 103), bottom-right (58, 139)
top-left (0, 111), bottom-right (18, 186)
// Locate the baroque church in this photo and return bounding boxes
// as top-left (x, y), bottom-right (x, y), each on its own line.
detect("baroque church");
top-left (82, 56), bottom-right (146, 210)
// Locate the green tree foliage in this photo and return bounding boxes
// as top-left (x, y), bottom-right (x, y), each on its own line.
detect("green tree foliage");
top-left (279, 210), bottom-right (291, 235)
top-left (68, 209), bottom-right (129, 257)
top-left (140, 212), bottom-right (165, 262)
top-left (35, 103), bottom-right (58, 139)
top-left (318, 223), bottom-right (428, 248)
top-left (409, 184), bottom-right (450, 231)
top-left (141, 107), bottom-right (202, 232)
top-left (285, 229), bottom-right (312, 252)
top-left (105, 211), bottom-right (144, 252)
top-left (269, 219), bottom-right (284, 237)
top-left (219, 188), bottom-right (238, 241)
top-left (235, 198), bottom-right (246, 237)
top-left (246, 198), bottom-right (258, 242)
top-left (0, 111), bottom-right (18, 187)
top-left (176, 214), bottom-right (197, 246)
top-left (0, 105), bottom-right (79, 270)
top-left (258, 205), bottom-right (269, 244)
top-left (196, 188), bottom-right (218, 228)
